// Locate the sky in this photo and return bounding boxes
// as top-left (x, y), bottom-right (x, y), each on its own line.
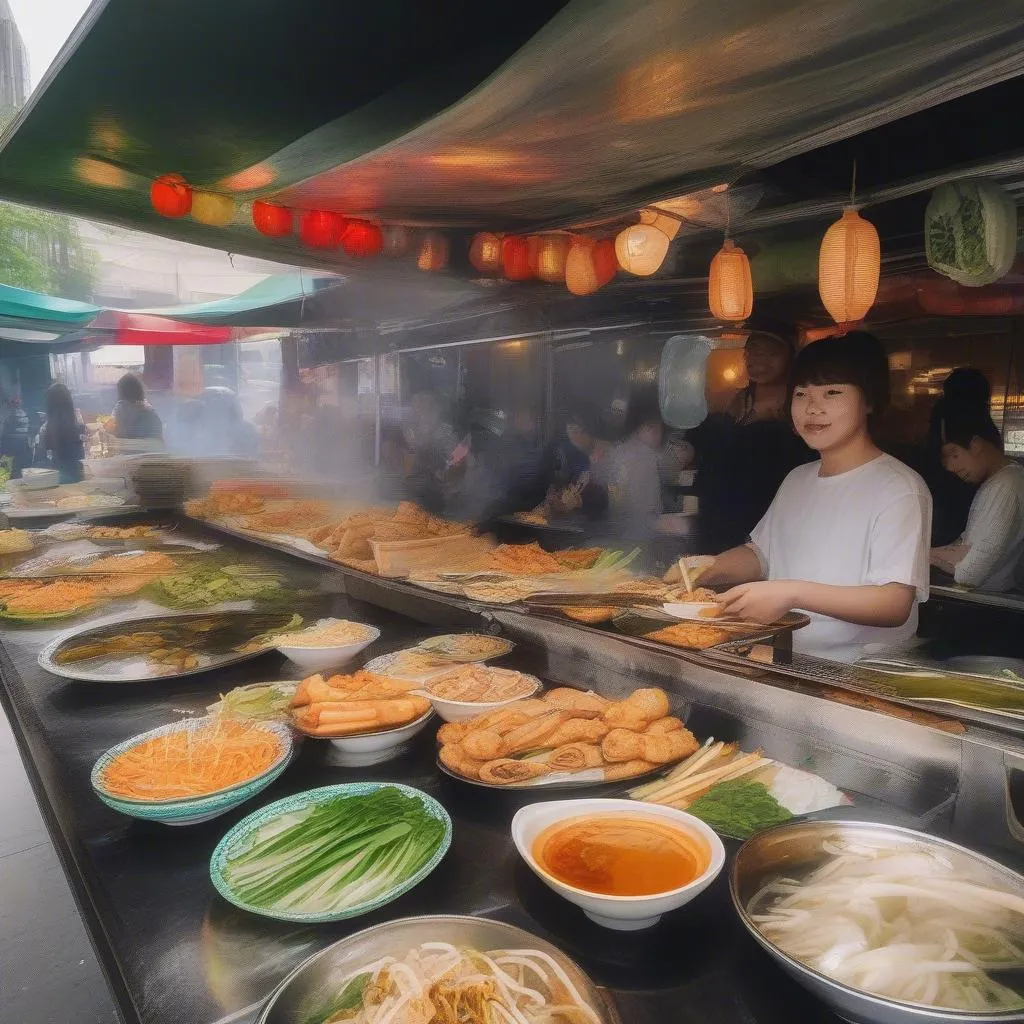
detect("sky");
top-left (9, 0), bottom-right (92, 90)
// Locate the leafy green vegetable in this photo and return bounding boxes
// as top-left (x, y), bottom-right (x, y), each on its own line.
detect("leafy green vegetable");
top-left (149, 563), bottom-right (283, 608)
top-left (687, 779), bottom-right (792, 839)
top-left (223, 787), bottom-right (446, 915)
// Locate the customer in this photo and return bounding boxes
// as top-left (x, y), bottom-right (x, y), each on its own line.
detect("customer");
top-left (0, 389), bottom-right (31, 478)
top-left (111, 373), bottom-right (163, 441)
top-left (39, 383), bottom-right (85, 483)
top-left (700, 331), bottom-right (932, 664)
top-left (924, 368), bottom-right (992, 545)
top-left (930, 407), bottom-right (1024, 592)
top-left (690, 325), bottom-right (811, 553)
top-left (605, 391), bottom-right (665, 540)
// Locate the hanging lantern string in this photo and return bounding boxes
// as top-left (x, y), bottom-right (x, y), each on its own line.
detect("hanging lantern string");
top-left (850, 159), bottom-right (858, 208)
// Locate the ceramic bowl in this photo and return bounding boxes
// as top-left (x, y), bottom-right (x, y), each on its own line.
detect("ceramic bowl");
top-left (662, 602), bottom-right (721, 621)
top-left (422, 673), bottom-right (543, 723)
top-left (275, 622), bottom-right (380, 672)
top-left (512, 797), bottom-right (725, 931)
top-left (299, 708), bottom-right (435, 766)
top-left (91, 717), bottom-right (293, 826)
top-left (210, 782), bottom-right (452, 924)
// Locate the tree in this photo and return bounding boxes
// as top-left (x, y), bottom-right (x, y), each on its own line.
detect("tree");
top-left (0, 201), bottom-right (99, 301)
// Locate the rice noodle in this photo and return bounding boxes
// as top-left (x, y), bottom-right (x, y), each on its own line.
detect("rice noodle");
top-left (322, 943), bottom-right (602, 1024)
top-left (749, 838), bottom-right (1024, 1012)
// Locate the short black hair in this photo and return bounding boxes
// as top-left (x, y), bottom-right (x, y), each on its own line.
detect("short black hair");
top-left (943, 367), bottom-right (991, 408)
top-left (117, 372), bottom-right (145, 403)
top-left (567, 404), bottom-right (600, 438)
top-left (791, 331), bottom-right (891, 417)
top-left (623, 388), bottom-right (663, 437)
top-left (940, 407), bottom-right (1003, 451)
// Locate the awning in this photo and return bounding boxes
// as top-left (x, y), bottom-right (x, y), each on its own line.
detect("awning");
top-left (0, 0), bottom-right (1021, 271)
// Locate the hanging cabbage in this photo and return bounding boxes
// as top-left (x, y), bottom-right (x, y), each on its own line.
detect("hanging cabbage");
top-left (925, 179), bottom-right (1017, 286)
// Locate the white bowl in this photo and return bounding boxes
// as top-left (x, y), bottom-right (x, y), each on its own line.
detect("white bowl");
top-left (662, 602), bottom-right (721, 621)
top-left (276, 624), bottom-right (381, 672)
top-left (312, 709), bottom-right (435, 767)
top-left (422, 673), bottom-right (543, 723)
top-left (512, 798), bottom-right (725, 931)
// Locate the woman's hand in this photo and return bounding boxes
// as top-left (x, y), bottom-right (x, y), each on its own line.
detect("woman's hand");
top-left (718, 580), bottom-right (797, 623)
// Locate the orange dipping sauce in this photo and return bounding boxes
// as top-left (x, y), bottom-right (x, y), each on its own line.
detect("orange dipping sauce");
top-left (533, 813), bottom-right (710, 896)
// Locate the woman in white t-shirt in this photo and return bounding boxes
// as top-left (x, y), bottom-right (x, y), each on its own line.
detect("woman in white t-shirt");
top-left (698, 331), bottom-right (932, 663)
top-left (930, 408), bottom-right (1024, 592)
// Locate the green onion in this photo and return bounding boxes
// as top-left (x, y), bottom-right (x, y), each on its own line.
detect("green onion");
top-left (223, 788), bottom-right (445, 914)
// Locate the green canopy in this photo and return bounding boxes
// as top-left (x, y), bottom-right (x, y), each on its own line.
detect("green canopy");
top-left (0, 283), bottom-right (100, 324)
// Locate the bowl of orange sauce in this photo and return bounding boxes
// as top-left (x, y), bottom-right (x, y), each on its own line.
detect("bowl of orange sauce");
top-left (512, 798), bottom-right (725, 930)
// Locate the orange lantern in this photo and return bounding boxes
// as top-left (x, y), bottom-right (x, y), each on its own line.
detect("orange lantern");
top-left (502, 236), bottom-right (532, 280)
top-left (150, 174), bottom-right (192, 218)
top-left (418, 233), bottom-right (449, 271)
top-left (300, 210), bottom-right (346, 248)
top-left (527, 235), bottom-right (544, 276)
top-left (468, 232), bottom-right (502, 273)
top-left (252, 200), bottom-right (293, 237)
top-left (341, 219), bottom-right (383, 257)
top-left (382, 226), bottom-right (412, 257)
top-left (536, 235), bottom-right (569, 283)
top-left (818, 208), bottom-right (880, 324)
top-left (708, 240), bottom-right (753, 322)
top-left (615, 223), bottom-right (671, 276)
top-left (565, 238), bottom-right (617, 295)
top-left (191, 191), bottom-right (235, 227)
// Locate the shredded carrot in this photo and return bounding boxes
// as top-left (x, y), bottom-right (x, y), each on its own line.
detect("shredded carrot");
top-left (100, 719), bottom-right (283, 801)
top-left (5, 580), bottom-right (99, 614)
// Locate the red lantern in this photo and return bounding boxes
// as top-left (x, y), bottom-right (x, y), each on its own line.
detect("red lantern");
top-left (299, 210), bottom-right (346, 249)
top-left (502, 236), bottom-right (532, 280)
top-left (252, 200), bottom-right (293, 238)
top-left (341, 220), bottom-right (383, 258)
top-left (593, 239), bottom-right (618, 286)
top-left (150, 174), bottom-right (192, 218)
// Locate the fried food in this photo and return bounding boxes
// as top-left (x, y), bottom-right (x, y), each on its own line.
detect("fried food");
top-left (437, 686), bottom-right (694, 785)
top-left (86, 551), bottom-right (175, 575)
top-left (643, 622), bottom-right (734, 649)
top-left (488, 542), bottom-right (564, 576)
top-left (292, 671), bottom-right (414, 706)
top-left (603, 688), bottom-right (671, 730)
top-left (292, 695), bottom-right (430, 735)
top-left (614, 577), bottom-right (669, 599)
top-left (545, 742), bottom-right (604, 771)
top-left (555, 548), bottom-right (603, 571)
top-left (478, 759), bottom-right (551, 785)
top-left (558, 606), bottom-right (618, 624)
top-left (544, 717), bottom-right (609, 747)
top-left (424, 634), bottom-right (511, 660)
top-left (426, 665), bottom-right (537, 703)
top-left (462, 579), bottom-right (536, 604)
top-left (543, 687), bottom-right (610, 718)
top-left (603, 759), bottom-right (657, 781)
top-left (86, 525), bottom-right (158, 540)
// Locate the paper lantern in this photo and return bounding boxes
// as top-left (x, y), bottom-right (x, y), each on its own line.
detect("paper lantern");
top-left (468, 232), bottom-right (502, 273)
top-left (536, 235), bottom-right (569, 283)
top-left (615, 223), bottom-right (671, 275)
top-left (382, 226), bottom-right (412, 257)
top-left (708, 240), bottom-right (753, 322)
top-left (251, 200), bottom-right (293, 237)
top-left (341, 219), bottom-right (383, 258)
top-left (593, 239), bottom-right (618, 287)
top-left (299, 210), bottom-right (346, 249)
top-left (191, 191), bottom-right (235, 227)
top-left (527, 235), bottom-right (544, 276)
top-left (418, 233), bottom-right (449, 271)
top-left (818, 208), bottom-right (880, 324)
top-left (502, 236), bottom-right (532, 280)
top-left (565, 238), bottom-right (616, 295)
top-left (150, 174), bottom-right (192, 218)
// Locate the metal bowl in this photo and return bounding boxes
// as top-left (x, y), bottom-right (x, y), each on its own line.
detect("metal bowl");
top-left (255, 914), bottom-right (620, 1024)
top-left (730, 819), bottom-right (1024, 1024)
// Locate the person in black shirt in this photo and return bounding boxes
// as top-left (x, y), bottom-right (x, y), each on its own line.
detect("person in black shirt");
top-left (40, 383), bottom-right (85, 483)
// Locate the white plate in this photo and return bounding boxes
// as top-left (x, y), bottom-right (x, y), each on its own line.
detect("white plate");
top-left (301, 710), bottom-right (435, 767)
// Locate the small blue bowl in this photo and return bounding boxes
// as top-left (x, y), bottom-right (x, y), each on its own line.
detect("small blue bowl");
top-left (91, 717), bottom-right (294, 826)
top-left (209, 782), bottom-right (452, 923)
